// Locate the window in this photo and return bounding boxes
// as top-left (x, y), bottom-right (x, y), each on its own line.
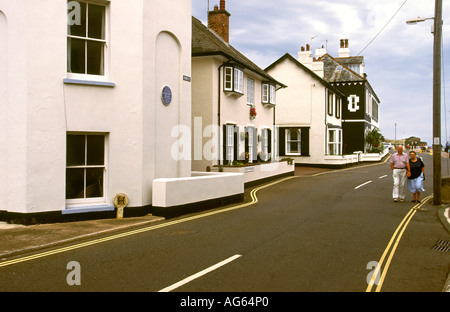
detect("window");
top-left (248, 127), bottom-right (254, 162)
top-left (260, 128), bottom-right (272, 161)
top-left (286, 129), bottom-right (301, 155)
top-left (67, 1), bottom-right (106, 76)
top-left (372, 98), bottom-right (379, 122)
top-left (348, 95), bottom-right (360, 112)
top-left (224, 66), bottom-right (244, 94)
top-left (247, 78), bottom-right (255, 105)
top-left (234, 68), bottom-right (244, 93)
top-left (243, 127), bottom-right (257, 163)
top-left (262, 83), bottom-right (276, 105)
top-left (335, 97), bottom-right (341, 119)
top-left (225, 124), bottom-right (235, 164)
top-left (328, 129), bottom-right (342, 156)
top-left (262, 84), bottom-right (269, 103)
top-left (66, 134), bottom-right (106, 203)
top-left (328, 91), bottom-right (334, 116)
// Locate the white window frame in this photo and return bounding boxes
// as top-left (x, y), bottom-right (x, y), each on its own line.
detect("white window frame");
top-left (224, 66), bottom-right (244, 94)
top-left (248, 127), bottom-right (254, 162)
top-left (225, 124), bottom-right (235, 164)
top-left (328, 91), bottom-right (334, 116)
top-left (66, 133), bottom-right (107, 207)
top-left (286, 129), bottom-right (301, 155)
top-left (336, 97), bottom-right (341, 119)
top-left (67, 0), bottom-right (109, 81)
top-left (261, 128), bottom-right (270, 161)
top-left (247, 78), bottom-right (255, 106)
top-left (234, 68), bottom-right (244, 94)
top-left (262, 83), bottom-right (276, 105)
top-left (262, 84), bottom-right (269, 103)
top-left (328, 129), bottom-right (342, 156)
top-left (224, 67), bottom-right (233, 91)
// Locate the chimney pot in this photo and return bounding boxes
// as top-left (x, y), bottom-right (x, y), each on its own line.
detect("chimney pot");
top-left (220, 0), bottom-right (226, 10)
top-left (301, 46), bottom-right (305, 52)
top-left (345, 39), bottom-right (349, 48)
top-left (214, 5), bottom-right (218, 11)
top-left (306, 44), bottom-right (310, 51)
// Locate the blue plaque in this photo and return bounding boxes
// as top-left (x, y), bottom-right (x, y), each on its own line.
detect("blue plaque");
top-left (161, 86), bottom-right (172, 106)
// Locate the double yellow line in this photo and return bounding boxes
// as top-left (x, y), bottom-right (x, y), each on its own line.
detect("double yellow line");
top-left (366, 195), bottom-right (433, 292)
top-left (0, 176), bottom-right (296, 269)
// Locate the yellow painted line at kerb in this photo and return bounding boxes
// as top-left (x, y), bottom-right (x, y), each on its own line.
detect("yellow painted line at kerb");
top-left (366, 195), bottom-right (433, 292)
top-left (0, 176), bottom-right (296, 269)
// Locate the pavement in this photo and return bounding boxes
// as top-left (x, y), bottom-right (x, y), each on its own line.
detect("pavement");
top-left (1, 165), bottom-right (449, 292)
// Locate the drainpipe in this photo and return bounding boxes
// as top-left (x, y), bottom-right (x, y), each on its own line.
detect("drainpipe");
top-left (218, 63), bottom-right (225, 168)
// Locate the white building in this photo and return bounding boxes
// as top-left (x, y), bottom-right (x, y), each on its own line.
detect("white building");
top-left (0, 0), bottom-right (193, 221)
top-left (266, 45), bottom-right (347, 167)
top-left (191, 2), bottom-right (293, 186)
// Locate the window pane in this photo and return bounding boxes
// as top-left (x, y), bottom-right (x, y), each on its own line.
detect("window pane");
top-left (87, 135), bottom-right (105, 166)
top-left (224, 67), bottom-right (232, 90)
top-left (270, 85), bottom-right (276, 104)
top-left (68, 38), bottom-right (86, 74)
top-left (88, 4), bottom-right (105, 40)
top-left (67, 135), bottom-right (85, 166)
top-left (68, 1), bottom-right (86, 37)
top-left (290, 142), bottom-right (299, 153)
top-left (329, 130), bottom-right (335, 143)
top-left (86, 168), bottom-right (104, 198)
top-left (66, 168), bottom-right (85, 199)
top-left (87, 40), bottom-right (104, 75)
top-left (289, 130), bottom-right (299, 141)
top-left (262, 84), bottom-right (269, 103)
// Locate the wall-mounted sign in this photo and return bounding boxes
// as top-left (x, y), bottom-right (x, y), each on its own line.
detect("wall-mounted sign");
top-left (161, 86), bottom-right (172, 106)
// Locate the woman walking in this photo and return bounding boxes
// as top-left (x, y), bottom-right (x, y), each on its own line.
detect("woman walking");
top-left (407, 151), bottom-right (425, 202)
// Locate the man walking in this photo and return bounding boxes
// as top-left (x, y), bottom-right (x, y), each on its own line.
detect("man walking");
top-left (390, 145), bottom-right (410, 202)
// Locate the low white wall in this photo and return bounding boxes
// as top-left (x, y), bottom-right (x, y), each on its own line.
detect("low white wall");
top-left (221, 161), bottom-right (294, 184)
top-left (152, 172), bottom-right (244, 208)
top-left (324, 155), bottom-right (358, 166)
top-left (360, 147), bottom-right (390, 162)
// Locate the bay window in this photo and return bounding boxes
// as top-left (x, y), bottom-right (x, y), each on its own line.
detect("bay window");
top-left (224, 66), bottom-right (244, 94)
top-left (262, 83), bottom-right (276, 105)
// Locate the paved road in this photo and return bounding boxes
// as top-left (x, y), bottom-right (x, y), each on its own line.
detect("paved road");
top-left (0, 152), bottom-right (448, 294)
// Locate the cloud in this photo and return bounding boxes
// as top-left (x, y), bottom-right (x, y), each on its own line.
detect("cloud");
top-left (193, 0), bottom-right (450, 144)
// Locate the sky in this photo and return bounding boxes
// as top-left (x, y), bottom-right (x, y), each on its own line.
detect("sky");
top-left (192, 0), bottom-right (450, 146)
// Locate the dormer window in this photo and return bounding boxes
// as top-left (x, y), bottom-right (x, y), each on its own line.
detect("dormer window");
top-left (224, 66), bottom-right (244, 94)
top-left (262, 83), bottom-right (276, 106)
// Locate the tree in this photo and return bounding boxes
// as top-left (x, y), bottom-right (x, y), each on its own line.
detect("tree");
top-left (365, 128), bottom-right (383, 153)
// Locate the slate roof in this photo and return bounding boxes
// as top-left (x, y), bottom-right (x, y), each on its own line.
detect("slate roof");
top-left (192, 16), bottom-right (285, 88)
top-left (319, 53), bottom-right (380, 103)
top-left (320, 54), bottom-right (365, 83)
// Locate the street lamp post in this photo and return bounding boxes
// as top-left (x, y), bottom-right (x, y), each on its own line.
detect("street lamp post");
top-left (406, 0), bottom-right (443, 205)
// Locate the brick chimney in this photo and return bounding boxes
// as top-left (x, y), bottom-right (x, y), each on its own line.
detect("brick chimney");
top-left (208, 0), bottom-right (231, 43)
top-left (338, 38), bottom-right (351, 57)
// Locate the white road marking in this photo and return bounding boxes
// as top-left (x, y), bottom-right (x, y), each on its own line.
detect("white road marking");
top-left (355, 181), bottom-right (373, 190)
top-left (379, 175), bottom-right (388, 179)
top-left (158, 254), bottom-right (242, 292)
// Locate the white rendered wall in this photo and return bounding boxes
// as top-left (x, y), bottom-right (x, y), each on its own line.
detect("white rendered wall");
top-left (0, 0), bottom-right (192, 213)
